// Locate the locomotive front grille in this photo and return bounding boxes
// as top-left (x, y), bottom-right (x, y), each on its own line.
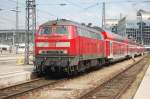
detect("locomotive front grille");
top-left (39, 50), bottom-right (68, 55)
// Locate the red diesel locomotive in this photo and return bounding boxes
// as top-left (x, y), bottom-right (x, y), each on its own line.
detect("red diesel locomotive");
top-left (34, 19), bottom-right (144, 75)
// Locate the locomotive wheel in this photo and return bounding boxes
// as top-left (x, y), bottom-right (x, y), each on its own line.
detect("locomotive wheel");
top-left (65, 66), bottom-right (78, 76)
top-left (65, 66), bottom-right (71, 76)
top-left (36, 68), bottom-right (44, 77)
top-left (71, 65), bottom-right (78, 76)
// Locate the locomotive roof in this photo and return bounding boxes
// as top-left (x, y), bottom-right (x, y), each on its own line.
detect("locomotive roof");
top-left (43, 19), bottom-right (81, 26)
top-left (42, 19), bottom-right (103, 34)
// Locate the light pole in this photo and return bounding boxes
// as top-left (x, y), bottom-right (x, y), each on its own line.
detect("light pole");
top-left (137, 11), bottom-right (144, 45)
top-left (16, 0), bottom-right (19, 54)
top-left (10, 0), bottom-right (19, 54)
top-left (102, 2), bottom-right (105, 29)
top-left (140, 15), bottom-right (144, 45)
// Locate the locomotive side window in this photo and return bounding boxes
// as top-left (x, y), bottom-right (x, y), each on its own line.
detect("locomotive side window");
top-left (40, 27), bottom-right (52, 35)
top-left (90, 32), bottom-right (97, 39)
top-left (85, 30), bottom-right (91, 38)
top-left (97, 33), bottom-right (102, 40)
top-left (56, 26), bottom-right (68, 34)
top-left (77, 28), bottom-right (84, 37)
top-left (77, 27), bottom-right (100, 39)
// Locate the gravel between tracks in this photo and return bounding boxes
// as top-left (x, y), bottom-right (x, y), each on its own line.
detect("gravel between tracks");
top-left (80, 56), bottom-right (149, 99)
top-left (20, 56), bottom-right (144, 99)
top-left (120, 57), bottom-right (150, 99)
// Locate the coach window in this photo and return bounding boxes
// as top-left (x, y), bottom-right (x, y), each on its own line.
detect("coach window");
top-left (56, 26), bottom-right (68, 34)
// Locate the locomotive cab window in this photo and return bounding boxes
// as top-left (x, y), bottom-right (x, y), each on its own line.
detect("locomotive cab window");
top-left (39, 27), bottom-right (52, 35)
top-left (56, 26), bottom-right (68, 35)
top-left (39, 26), bottom-right (68, 35)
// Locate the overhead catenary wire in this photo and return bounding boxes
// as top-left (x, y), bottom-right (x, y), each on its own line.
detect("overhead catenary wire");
top-left (64, 0), bottom-right (84, 9)
top-left (0, 0), bottom-right (150, 30)
top-left (84, 3), bottom-right (101, 10)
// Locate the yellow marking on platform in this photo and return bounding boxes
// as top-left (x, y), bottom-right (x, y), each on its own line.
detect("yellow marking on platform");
top-left (16, 55), bottom-right (24, 65)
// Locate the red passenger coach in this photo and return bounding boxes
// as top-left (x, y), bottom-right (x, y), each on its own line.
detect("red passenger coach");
top-left (101, 31), bottom-right (128, 60)
top-left (34, 19), bottom-right (105, 75)
top-left (127, 39), bottom-right (144, 57)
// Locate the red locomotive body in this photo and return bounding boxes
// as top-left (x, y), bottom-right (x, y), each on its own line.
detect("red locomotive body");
top-left (34, 19), bottom-right (105, 75)
top-left (34, 19), bottom-right (144, 76)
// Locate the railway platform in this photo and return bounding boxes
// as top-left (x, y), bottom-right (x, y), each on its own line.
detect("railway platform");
top-left (134, 64), bottom-right (150, 99)
top-left (0, 63), bottom-right (34, 88)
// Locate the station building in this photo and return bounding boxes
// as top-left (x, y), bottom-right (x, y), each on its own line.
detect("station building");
top-left (117, 17), bottom-right (139, 41)
top-left (137, 10), bottom-right (150, 49)
top-left (0, 29), bottom-right (32, 46)
top-left (116, 10), bottom-right (150, 50)
top-left (105, 19), bottom-right (119, 33)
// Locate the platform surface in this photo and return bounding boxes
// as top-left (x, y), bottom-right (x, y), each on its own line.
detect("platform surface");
top-left (0, 54), bottom-right (34, 88)
top-left (0, 64), bottom-right (33, 76)
top-left (0, 53), bottom-right (33, 75)
top-left (134, 65), bottom-right (150, 99)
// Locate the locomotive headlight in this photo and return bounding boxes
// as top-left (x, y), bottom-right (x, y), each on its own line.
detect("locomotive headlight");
top-left (36, 42), bottom-right (49, 47)
top-left (38, 50), bottom-right (43, 54)
top-left (56, 42), bottom-right (70, 47)
top-left (63, 50), bottom-right (68, 54)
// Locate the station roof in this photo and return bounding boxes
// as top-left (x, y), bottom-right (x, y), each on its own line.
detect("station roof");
top-left (0, 29), bottom-right (26, 34)
top-left (0, 29), bottom-right (34, 34)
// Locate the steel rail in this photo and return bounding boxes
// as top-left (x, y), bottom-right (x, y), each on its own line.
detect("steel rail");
top-left (0, 78), bottom-right (42, 90)
top-left (79, 55), bottom-right (148, 99)
top-left (0, 77), bottom-right (65, 99)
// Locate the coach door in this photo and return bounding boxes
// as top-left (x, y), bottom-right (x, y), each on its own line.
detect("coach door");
top-left (109, 41), bottom-right (113, 58)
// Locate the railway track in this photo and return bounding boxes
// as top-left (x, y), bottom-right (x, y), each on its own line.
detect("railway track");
top-left (0, 56), bottom-right (148, 99)
top-left (79, 55), bottom-right (150, 99)
top-left (0, 78), bottom-right (64, 99)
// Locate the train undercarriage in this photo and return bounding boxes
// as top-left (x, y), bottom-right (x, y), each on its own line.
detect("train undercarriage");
top-left (34, 54), bottom-right (144, 77)
top-left (34, 55), bottom-right (107, 76)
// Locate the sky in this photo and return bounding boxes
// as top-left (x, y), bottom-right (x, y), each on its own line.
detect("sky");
top-left (0, 0), bottom-right (149, 29)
